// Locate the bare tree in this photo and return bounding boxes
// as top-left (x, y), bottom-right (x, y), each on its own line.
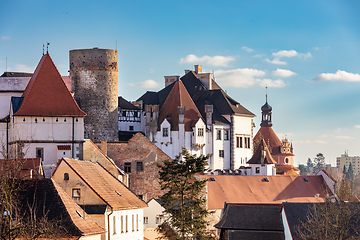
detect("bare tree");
top-left (296, 179), bottom-right (360, 240)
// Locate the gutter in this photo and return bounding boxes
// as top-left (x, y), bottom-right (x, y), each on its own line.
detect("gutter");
top-left (72, 117), bottom-right (75, 158)
top-left (107, 207), bottom-right (113, 240)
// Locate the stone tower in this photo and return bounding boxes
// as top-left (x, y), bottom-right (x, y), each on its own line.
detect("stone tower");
top-left (69, 48), bottom-right (118, 142)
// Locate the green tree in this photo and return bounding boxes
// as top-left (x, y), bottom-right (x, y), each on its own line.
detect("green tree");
top-left (298, 164), bottom-right (308, 175)
top-left (157, 148), bottom-right (211, 240)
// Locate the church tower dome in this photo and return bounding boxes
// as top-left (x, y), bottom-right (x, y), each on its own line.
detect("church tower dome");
top-left (260, 91), bottom-right (272, 127)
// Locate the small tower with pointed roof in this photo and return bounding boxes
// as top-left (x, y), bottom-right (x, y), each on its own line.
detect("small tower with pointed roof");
top-left (260, 89), bottom-right (272, 127)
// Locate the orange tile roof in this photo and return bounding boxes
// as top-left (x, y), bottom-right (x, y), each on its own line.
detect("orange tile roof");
top-left (0, 158), bottom-right (43, 179)
top-left (199, 175), bottom-right (328, 210)
top-left (247, 139), bottom-right (277, 164)
top-left (52, 179), bottom-right (106, 236)
top-left (15, 54), bottom-right (86, 117)
top-left (159, 81), bottom-right (203, 131)
top-left (59, 158), bottom-right (147, 210)
top-left (277, 164), bottom-right (300, 175)
top-left (254, 127), bottom-right (282, 154)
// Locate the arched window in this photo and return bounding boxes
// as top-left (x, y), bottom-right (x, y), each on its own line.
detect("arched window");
top-left (64, 173), bottom-right (69, 181)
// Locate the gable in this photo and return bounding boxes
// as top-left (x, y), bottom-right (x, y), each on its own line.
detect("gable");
top-left (15, 54), bottom-right (86, 117)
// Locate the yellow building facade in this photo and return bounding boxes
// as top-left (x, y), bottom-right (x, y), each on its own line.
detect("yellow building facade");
top-left (336, 152), bottom-right (360, 174)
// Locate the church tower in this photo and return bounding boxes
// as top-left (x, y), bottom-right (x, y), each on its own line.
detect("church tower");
top-left (260, 93), bottom-right (272, 127)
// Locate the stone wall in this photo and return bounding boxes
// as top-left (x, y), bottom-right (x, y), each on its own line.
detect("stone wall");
top-left (69, 48), bottom-right (118, 142)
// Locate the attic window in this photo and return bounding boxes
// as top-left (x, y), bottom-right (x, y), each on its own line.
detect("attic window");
top-left (76, 210), bottom-right (83, 218)
top-left (263, 177), bottom-right (269, 182)
top-left (64, 173), bottom-right (69, 180)
top-left (72, 188), bottom-right (81, 199)
top-left (304, 178), bottom-right (308, 182)
top-left (210, 177), bottom-right (215, 181)
top-left (115, 191), bottom-right (121, 196)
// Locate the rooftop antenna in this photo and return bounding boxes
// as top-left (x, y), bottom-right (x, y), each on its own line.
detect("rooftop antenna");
top-left (42, 44), bottom-right (44, 55)
top-left (46, 42), bottom-right (50, 54)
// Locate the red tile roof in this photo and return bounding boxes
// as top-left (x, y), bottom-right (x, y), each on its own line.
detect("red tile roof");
top-left (0, 158), bottom-right (44, 180)
top-left (58, 158), bottom-right (147, 210)
top-left (52, 179), bottom-right (106, 236)
top-left (199, 175), bottom-right (328, 210)
top-left (277, 164), bottom-right (300, 174)
top-left (254, 127), bottom-right (282, 155)
top-left (15, 54), bottom-right (86, 117)
top-left (159, 81), bottom-right (203, 131)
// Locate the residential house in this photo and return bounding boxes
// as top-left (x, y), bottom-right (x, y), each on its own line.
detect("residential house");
top-left (0, 158), bottom-right (44, 179)
top-left (0, 54), bottom-right (86, 177)
top-left (99, 132), bottom-right (170, 202)
top-left (143, 198), bottom-right (167, 240)
top-left (52, 158), bottom-right (147, 240)
top-left (137, 65), bottom-right (255, 170)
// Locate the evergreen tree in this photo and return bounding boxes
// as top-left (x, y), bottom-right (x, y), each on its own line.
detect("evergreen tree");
top-left (346, 162), bottom-right (354, 180)
top-left (157, 148), bottom-right (211, 240)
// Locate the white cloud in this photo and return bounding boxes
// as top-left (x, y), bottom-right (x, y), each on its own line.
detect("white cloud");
top-left (273, 50), bottom-right (298, 58)
top-left (215, 68), bottom-right (285, 88)
top-left (1, 35), bottom-right (10, 40)
top-left (179, 54), bottom-right (235, 67)
top-left (265, 58), bottom-right (287, 65)
top-left (242, 46), bottom-right (254, 53)
top-left (355, 125), bottom-right (360, 129)
top-left (335, 135), bottom-right (354, 140)
top-left (314, 70), bottom-right (360, 82)
top-left (266, 50), bottom-right (312, 65)
top-left (15, 64), bottom-right (34, 72)
top-left (139, 79), bottom-right (160, 89)
top-left (272, 68), bottom-right (296, 77)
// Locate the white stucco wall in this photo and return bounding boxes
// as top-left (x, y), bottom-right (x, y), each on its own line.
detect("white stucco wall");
top-left (106, 208), bottom-right (144, 240)
top-left (231, 115), bottom-right (254, 169)
top-left (143, 199), bottom-right (166, 229)
top-left (282, 208), bottom-right (293, 240)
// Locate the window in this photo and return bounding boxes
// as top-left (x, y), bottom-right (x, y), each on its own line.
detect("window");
top-left (121, 216), bottom-right (124, 233)
top-left (72, 188), bottom-right (81, 199)
top-left (198, 128), bottom-right (204, 137)
top-left (125, 215), bottom-right (128, 232)
top-left (113, 216), bottom-right (116, 235)
top-left (36, 148), bottom-right (44, 160)
top-left (122, 111), bottom-right (126, 117)
top-left (132, 215), bottom-right (134, 232)
top-left (64, 173), bottom-right (69, 181)
top-left (285, 158), bottom-right (289, 164)
top-left (219, 150), bottom-right (224, 158)
top-left (236, 136), bottom-right (243, 148)
top-left (216, 129), bottom-right (222, 140)
top-left (134, 112), bottom-right (138, 117)
top-left (136, 161), bottom-right (143, 172)
top-left (256, 167), bottom-right (260, 174)
top-left (99, 62), bottom-right (103, 68)
top-left (244, 137), bottom-right (251, 149)
top-left (224, 129), bottom-right (229, 140)
top-left (144, 216), bottom-right (149, 224)
top-left (163, 128), bottom-right (169, 137)
top-left (129, 126), bottom-right (134, 131)
top-left (136, 214), bottom-right (139, 231)
top-left (124, 162), bottom-right (131, 173)
top-left (156, 215), bottom-right (163, 224)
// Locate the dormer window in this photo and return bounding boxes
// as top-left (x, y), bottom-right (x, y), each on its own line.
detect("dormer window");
top-left (163, 128), bottom-right (169, 137)
top-left (198, 128), bottom-right (204, 137)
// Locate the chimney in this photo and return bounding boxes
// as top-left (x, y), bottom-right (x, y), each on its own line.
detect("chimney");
top-left (194, 65), bottom-right (202, 74)
top-left (164, 75), bottom-right (179, 87)
top-left (100, 141), bottom-right (107, 155)
top-left (205, 104), bottom-right (213, 130)
top-left (178, 106), bottom-right (186, 124)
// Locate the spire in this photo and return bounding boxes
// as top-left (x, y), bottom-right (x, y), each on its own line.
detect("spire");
top-left (260, 87), bottom-right (272, 127)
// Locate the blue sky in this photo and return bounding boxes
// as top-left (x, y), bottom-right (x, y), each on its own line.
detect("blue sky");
top-left (1, 0), bottom-right (360, 166)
